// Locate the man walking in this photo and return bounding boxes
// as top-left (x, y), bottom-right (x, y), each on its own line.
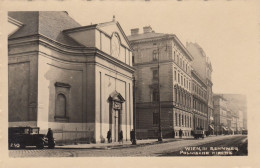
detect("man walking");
top-left (107, 129), bottom-right (111, 143)
top-left (119, 130), bottom-right (123, 144)
top-left (47, 128), bottom-right (55, 148)
top-left (179, 129), bottom-right (183, 139)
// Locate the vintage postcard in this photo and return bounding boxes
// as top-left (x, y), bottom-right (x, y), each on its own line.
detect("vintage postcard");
top-left (0, 0), bottom-right (259, 168)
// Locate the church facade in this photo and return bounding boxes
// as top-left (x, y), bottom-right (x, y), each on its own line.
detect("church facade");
top-left (8, 11), bottom-right (134, 144)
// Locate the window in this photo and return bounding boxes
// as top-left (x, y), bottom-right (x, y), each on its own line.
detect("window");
top-left (181, 75), bottom-right (183, 85)
top-left (174, 70), bottom-right (177, 81)
top-left (56, 93), bottom-right (66, 117)
top-left (152, 89), bottom-right (159, 102)
top-left (177, 55), bottom-right (179, 65)
top-left (190, 116), bottom-right (192, 128)
top-left (175, 88), bottom-right (178, 102)
top-left (153, 112), bottom-right (159, 125)
top-left (175, 113), bottom-right (178, 126)
top-left (153, 69), bottom-right (158, 80)
top-left (182, 114), bottom-right (184, 126)
top-left (179, 114), bottom-right (181, 126)
top-left (178, 73), bottom-right (180, 83)
top-left (153, 50), bottom-right (158, 61)
top-left (54, 82), bottom-right (70, 122)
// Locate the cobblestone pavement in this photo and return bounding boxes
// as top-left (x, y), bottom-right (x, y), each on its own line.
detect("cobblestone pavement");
top-left (9, 135), bottom-right (247, 157)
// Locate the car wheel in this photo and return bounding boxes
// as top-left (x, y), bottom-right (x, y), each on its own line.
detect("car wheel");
top-left (36, 142), bottom-right (44, 149)
top-left (20, 144), bottom-right (26, 149)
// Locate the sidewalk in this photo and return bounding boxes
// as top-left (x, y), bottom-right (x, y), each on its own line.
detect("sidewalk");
top-left (55, 135), bottom-right (232, 150)
top-left (56, 138), bottom-right (178, 149)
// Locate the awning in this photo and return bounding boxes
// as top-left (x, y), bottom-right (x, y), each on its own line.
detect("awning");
top-left (222, 126), bottom-right (228, 131)
top-left (209, 125), bottom-right (214, 130)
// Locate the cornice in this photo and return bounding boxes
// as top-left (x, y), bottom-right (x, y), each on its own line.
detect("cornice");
top-left (8, 34), bottom-right (135, 73)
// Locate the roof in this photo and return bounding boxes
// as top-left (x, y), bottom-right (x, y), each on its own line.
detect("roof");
top-left (63, 20), bottom-right (133, 50)
top-left (128, 31), bottom-right (193, 61)
top-left (8, 11), bottom-right (82, 46)
top-left (127, 32), bottom-right (166, 41)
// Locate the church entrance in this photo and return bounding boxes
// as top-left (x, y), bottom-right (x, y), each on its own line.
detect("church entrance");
top-left (108, 91), bottom-right (125, 142)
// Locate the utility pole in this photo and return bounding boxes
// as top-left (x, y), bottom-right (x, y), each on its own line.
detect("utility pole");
top-left (132, 76), bottom-right (137, 145)
top-left (157, 47), bottom-right (163, 142)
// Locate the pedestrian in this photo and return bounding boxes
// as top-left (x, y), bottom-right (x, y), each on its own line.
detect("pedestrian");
top-left (107, 129), bottom-right (111, 143)
top-left (47, 128), bottom-right (54, 148)
top-left (179, 129), bottom-right (183, 139)
top-left (172, 129), bottom-right (175, 138)
top-left (130, 129), bottom-right (135, 142)
top-left (119, 130), bottom-right (123, 144)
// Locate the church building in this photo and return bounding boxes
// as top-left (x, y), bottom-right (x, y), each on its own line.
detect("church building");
top-left (8, 11), bottom-right (134, 144)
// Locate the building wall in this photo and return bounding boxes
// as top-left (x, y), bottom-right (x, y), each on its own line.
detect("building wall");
top-left (8, 42), bottom-right (39, 126)
top-left (8, 12), bottom-right (134, 144)
top-left (130, 32), bottom-right (193, 139)
top-left (94, 61), bottom-right (133, 142)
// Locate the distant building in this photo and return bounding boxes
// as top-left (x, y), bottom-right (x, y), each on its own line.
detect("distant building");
top-left (8, 11), bottom-right (134, 143)
top-left (222, 94), bottom-right (247, 131)
top-left (213, 94), bottom-right (229, 135)
top-left (128, 26), bottom-right (194, 139)
top-left (186, 42), bottom-right (214, 133)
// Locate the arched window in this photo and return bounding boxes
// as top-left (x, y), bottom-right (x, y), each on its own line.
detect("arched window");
top-left (56, 93), bottom-right (66, 117)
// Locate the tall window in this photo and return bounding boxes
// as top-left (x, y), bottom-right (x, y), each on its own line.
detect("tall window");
top-left (175, 113), bottom-right (178, 126)
top-left (152, 89), bottom-right (159, 102)
top-left (153, 112), bottom-right (159, 125)
top-left (174, 70), bottom-right (177, 81)
top-left (182, 114), bottom-right (184, 126)
top-left (153, 50), bottom-right (158, 61)
top-left (179, 114), bottom-right (181, 126)
top-left (175, 88), bottom-right (178, 102)
top-left (153, 69), bottom-right (158, 80)
top-left (178, 73), bottom-right (180, 83)
top-left (56, 93), bottom-right (66, 117)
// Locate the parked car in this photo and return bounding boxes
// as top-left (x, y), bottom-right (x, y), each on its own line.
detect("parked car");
top-left (192, 129), bottom-right (205, 139)
top-left (8, 126), bottom-right (55, 149)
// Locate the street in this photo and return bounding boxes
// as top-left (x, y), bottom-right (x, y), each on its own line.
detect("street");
top-left (9, 135), bottom-right (247, 157)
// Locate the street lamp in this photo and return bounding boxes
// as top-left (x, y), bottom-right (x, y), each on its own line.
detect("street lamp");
top-left (132, 76), bottom-right (137, 145)
top-left (157, 47), bottom-right (163, 142)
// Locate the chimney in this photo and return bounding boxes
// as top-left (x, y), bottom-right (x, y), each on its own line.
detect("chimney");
top-left (143, 26), bottom-right (152, 33)
top-left (131, 28), bottom-right (139, 36)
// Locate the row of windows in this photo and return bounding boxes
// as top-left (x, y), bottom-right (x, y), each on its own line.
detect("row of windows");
top-left (174, 88), bottom-right (192, 108)
top-left (192, 82), bottom-right (207, 99)
top-left (175, 112), bottom-right (192, 128)
top-left (173, 49), bottom-right (190, 73)
top-left (194, 117), bottom-right (207, 130)
top-left (193, 99), bottom-right (207, 113)
top-left (174, 70), bottom-right (191, 91)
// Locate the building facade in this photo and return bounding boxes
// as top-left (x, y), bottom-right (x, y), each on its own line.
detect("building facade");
top-left (8, 11), bottom-right (134, 144)
top-left (191, 71), bottom-right (208, 131)
top-left (213, 94), bottom-right (229, 135)
top-left (128, 26), bottom-right (194, 139)
top-left (186, 42), bottom-right (214, 133)
top-left (222, 94), bottom-right (247, 132)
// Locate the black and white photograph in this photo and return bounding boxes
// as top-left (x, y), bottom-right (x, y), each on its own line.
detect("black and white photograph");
top-left (0, 0), bottom-right (259, 167)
